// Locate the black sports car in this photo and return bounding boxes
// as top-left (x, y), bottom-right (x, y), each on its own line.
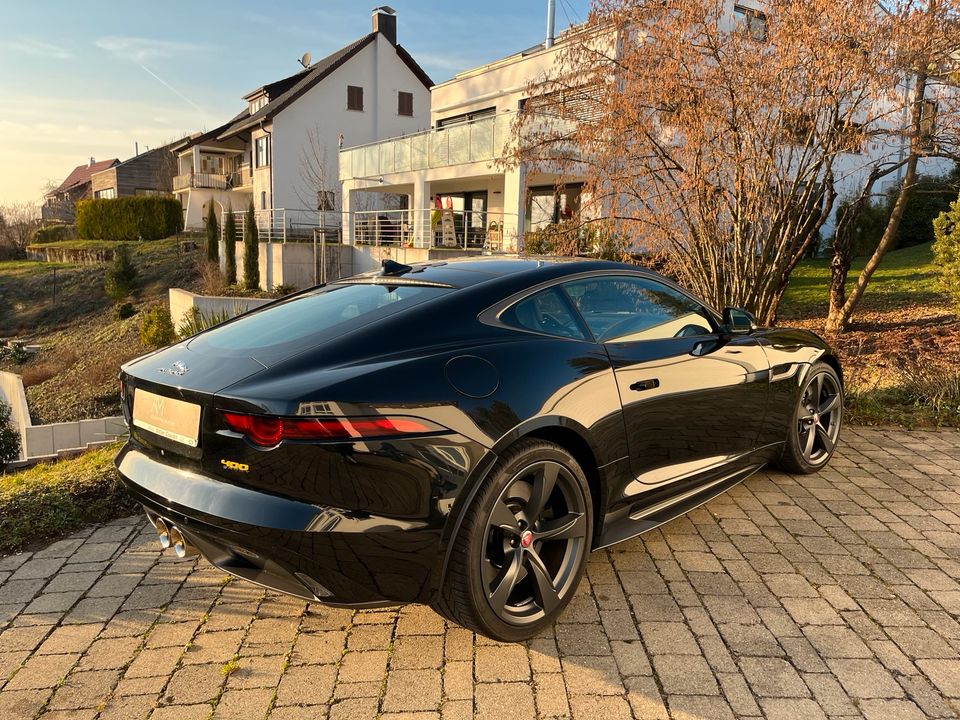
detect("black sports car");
top-left (116, 257), bottom-right (843, 641)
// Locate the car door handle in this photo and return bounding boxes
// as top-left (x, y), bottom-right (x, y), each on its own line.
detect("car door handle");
top-left (630, 379), bottom-right (660, 392)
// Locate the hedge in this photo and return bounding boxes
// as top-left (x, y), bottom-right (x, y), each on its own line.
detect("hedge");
top-left (32, 224), bottom-right (77, 244)
top-left (76, 196), bottom-right (183, 241)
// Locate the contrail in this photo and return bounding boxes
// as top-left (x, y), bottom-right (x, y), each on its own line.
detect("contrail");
top-left (138, 63), bottom-right (206, 121)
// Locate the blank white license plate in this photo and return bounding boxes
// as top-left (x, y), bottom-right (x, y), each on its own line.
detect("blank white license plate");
top-left (132, 388), bottom-right (201, 447)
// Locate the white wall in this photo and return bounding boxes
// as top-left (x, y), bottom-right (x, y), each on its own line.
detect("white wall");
top-left (271, 34), bottom-right (431, 214)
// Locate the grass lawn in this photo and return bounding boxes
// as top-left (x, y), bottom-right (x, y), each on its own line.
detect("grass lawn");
top-left (26, 239), bottom-right (123, 252)
top-left (0, 259), bottom-right (77, 277)
top-left (780, 241), bottom-right (946, 319)
top-left (0, 444), bottom-right (138, 554)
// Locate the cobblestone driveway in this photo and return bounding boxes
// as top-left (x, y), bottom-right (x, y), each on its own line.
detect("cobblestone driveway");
top-left (1, 427), bottom-right (959, 720)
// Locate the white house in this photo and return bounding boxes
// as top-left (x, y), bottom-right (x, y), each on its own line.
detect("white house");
top-left (173, 6), bottom-right (432, 235)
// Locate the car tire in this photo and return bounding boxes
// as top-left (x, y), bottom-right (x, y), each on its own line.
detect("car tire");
top-left (433, 439), bottom-right (593, 642)
top-left (776, 361), bottom-right (843, 475)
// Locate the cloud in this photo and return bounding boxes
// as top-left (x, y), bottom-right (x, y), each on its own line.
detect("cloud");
top-left (1, 39), bottom-right (72, 59)
top-left (94, 36), bottom-right (216, 63)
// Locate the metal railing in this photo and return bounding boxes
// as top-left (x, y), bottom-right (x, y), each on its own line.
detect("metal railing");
top-left (221, 208), bottom-right (342, 244)
top-left (174, 172), bottom-right (230, 191)
top-left (340, 113), bottom-right (515, 181)
top-left (351, 209), bottom-right (519, 252)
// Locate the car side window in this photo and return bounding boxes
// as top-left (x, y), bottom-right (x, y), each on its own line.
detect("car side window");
top-left (563, 276), bottom-right (715, 343)
top-left (503, 288), bottom-right (587, 340)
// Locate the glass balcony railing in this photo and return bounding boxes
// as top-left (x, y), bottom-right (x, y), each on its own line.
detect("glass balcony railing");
top-left (340, 113), bottom-right (515, 181)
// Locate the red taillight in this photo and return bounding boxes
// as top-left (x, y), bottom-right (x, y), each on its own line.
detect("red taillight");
top-left (222, 412), bottom-right (442, 447)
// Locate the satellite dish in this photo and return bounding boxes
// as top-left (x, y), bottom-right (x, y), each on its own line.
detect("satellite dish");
top-left (299, 52), bottom-right (311, 68)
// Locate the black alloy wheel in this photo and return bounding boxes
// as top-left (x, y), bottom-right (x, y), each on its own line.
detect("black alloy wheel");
top-left (481, 459), bottom-right (588, 625)
top-left (777, 362), bottom-right (843, 474)
top-left (434, 439), bottom-right (592, 642)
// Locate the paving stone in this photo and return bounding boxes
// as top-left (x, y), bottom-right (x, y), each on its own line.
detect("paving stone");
top-left (48, 668), bottom-right (120, 710)
top-left (826, 658), bottom-right (905, 699)
top-left (275, 663), bottom-right (338, 706)
top-left (475, 681), bottom-right (535, 720)
top-left (381, 668), bottom-right (442, 712)
top-left (474, 643), bottom-right (530, 682)
top-left (739, 657), bottom-right (809, 698)
top-left (213, 687), bottom-right (274, 720)
top-left (916, 658), bottom-right (960, 697)
top-left (652, 654), bottom-right (718, 696)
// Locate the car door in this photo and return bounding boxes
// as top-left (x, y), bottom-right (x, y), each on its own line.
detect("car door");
top-left (561, 274), bottom-right (770, 488)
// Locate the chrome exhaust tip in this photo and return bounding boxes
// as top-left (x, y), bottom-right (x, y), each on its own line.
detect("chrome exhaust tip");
top-left (169, 526), bottom-right (198, 559)
top-left (154, 517), bottom-right (171, 550)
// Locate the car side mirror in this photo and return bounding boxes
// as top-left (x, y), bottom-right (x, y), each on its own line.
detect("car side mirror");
top-left (722, 307), bottom-right (756, 334)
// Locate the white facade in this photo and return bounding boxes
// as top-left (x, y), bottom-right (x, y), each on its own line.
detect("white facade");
top-left (176, 8), bottom-right (431, 234)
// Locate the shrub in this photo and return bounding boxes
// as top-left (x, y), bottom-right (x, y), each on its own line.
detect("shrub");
top-left (177, 306), bottom-right (236, 339)
top-left (0, 401), bottom-right (20, 471)
top-left (32, 225), bottom-right (76, 244)
top-left (272, 284), bottom-right (297, 297)
top-left (196, 258), bottom-right (226, 296)
top-left (837, 167), bottom-right (960, 256)
top-left (243, 203), bottom-right (260, 290)
top-left (20, 348), bottom-right (79, 388)
top-left (896, 352), bottom-right (960, 415)
top-left (139, 304), bottom-right (176, 348)
top-left (104, 244), bottom-right (138, 302)
top-left (933, 193), bottom-right (960, 314)
top-left (115, 302), bottom-right (137, 320)
top-left (75, 196), bottom-right (183, 241)
top-left (0, 340), bottom-right (29, 365)
top-left (224, 205), bottom-right (237, 285)
top-left (206, 203), bottom-right (220, 263)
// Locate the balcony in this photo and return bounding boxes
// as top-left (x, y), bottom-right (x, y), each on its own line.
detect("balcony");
top-left (174, 172), bottom-right (229, 191)
top-left (340, 113), bottom-right (515, 181)
top-left (351, 209), bottom-right (519, 252)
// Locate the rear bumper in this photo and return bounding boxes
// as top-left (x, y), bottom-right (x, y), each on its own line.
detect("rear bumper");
top-left (116, 444), bottom-right (448, 606)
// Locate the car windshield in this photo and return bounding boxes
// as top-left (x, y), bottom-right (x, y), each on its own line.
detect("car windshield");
top-left (187, 283), bottom-right (450, 360)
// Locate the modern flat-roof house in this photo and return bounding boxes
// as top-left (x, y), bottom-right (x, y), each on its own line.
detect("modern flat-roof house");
top-left (340, 0), bottom-right (956, 253)
top-left (339, 35), bottom-right (575, 253)
top-left (173, 6), bottom-right (432, 234)
top-left (89, 144), bottom-right (177, 200)
top-left (42, 158), bottom-right (119, 223)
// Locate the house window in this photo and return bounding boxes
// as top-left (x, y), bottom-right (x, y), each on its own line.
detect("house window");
top-left (398, 91), bottom-right (414, 117)
top-left (317, 190), bottom-right (335, 212)
top-left (95, 187), bottom-right (116, 199)
top-left (249, 96), bottom-right (268, 115)
top-left (255, 136), bottom-right (270, 168)
top-left (734, 5), bottom-right (767, 41)
top-left (347, 85), bottom-right (364, 111)
top-left (261, 191), bottom-right (267, 210)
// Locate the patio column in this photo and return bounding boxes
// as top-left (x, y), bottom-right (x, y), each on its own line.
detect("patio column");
top-left (411, 177), bottom-right (432, 249)
top-left (502, 164), bottom-right (527, 253)
top-left (341, 185), bottom-right (358, 245)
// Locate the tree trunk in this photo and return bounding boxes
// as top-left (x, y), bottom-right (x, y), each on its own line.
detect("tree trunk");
top-left (825, 70), bottom-right (927, 333)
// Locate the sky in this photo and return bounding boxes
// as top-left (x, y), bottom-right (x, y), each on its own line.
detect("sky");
top-left (0, 0), bottom-right (590, 205)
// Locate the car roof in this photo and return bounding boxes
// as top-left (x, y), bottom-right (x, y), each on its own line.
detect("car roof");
top-left (346, 256), bottom-right (647, 289)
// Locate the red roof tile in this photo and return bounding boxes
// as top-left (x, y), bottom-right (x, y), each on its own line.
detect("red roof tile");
top-left (51, 159), bottom-right (120, 196)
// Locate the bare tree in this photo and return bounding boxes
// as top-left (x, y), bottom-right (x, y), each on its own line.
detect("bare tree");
top-left (0, 202), bottom-right (40, 251)
top-left (296, 124), bottom-right (338, 216)
top-left (512, 0), bottom-right (916, 325)
top-left (826, 0), bottom-right (960, 332)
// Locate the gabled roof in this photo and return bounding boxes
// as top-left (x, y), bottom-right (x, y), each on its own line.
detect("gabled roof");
top-left (171, 110), bottom-right (249, 153)
top-left (49, 159), bottom-right (119, 196)
top-left (217, 32), bottom-right (433, 141)
top-left (90, 141), bottom-right (180, 178)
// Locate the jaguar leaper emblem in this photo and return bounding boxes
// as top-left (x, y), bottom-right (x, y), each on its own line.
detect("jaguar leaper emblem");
top-left (158, 360), bottom-right (189, 376)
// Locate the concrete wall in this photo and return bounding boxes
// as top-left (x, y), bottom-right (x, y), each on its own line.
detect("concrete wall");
top-left (2, 370), bottom-right (126, 465)
top-left (168, 288), bottom-right (273, 330)
top-left (0, 371), bottom-right (31, 461)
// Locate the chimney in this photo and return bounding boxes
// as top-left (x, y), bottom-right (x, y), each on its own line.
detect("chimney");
top-left (89, 157), bottom-right (95, 167)
top-left (372, 6), bottom-right (397, 45)
top-left (545, 0), bottom-right (556, 48)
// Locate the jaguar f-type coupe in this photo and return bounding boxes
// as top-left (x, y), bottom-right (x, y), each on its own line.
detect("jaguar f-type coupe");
top-left (116, 257), bottom-right (843, 641)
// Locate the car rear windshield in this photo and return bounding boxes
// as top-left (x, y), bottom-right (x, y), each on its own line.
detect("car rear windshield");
top-left (187, 283), bottom-right (450, 360)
